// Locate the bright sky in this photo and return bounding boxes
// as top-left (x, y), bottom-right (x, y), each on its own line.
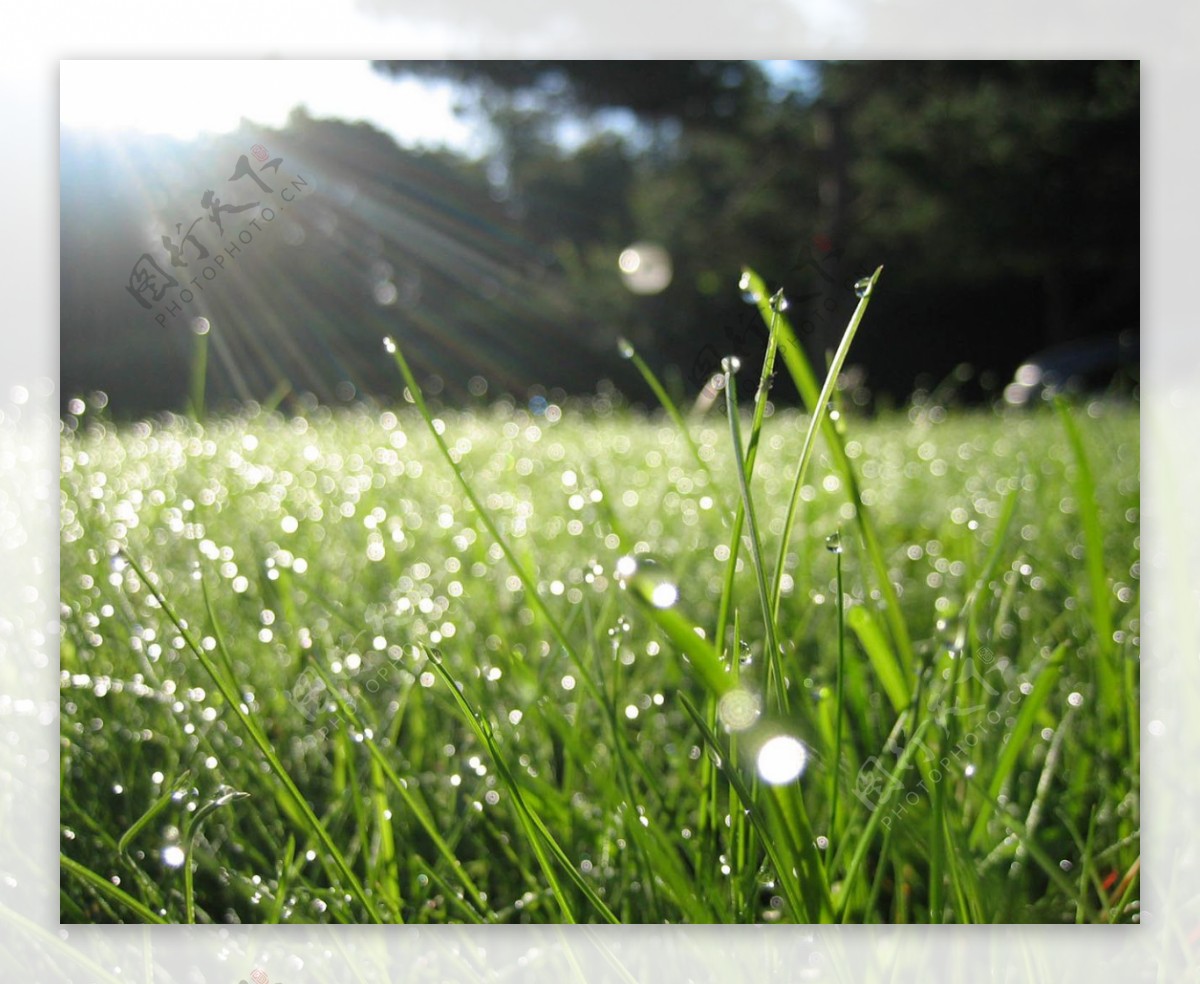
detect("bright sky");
top-left (61, 60), bottom-right (818, 157)
top-left (60, 60), bottom-right (486, 155)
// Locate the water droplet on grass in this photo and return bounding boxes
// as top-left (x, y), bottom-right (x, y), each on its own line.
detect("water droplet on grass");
top-left (738, 272), bottom-right (762, 303)
top-left (769, 289), bottom-right (789, 312)
top-left (757, 734), bottom-right (808, 785)
top-left (853, 277), bottom-right (873, 299)
top-left (722, 355), bottom-right (741, 375)
top-left (382, 336), bottom-right (396, 354)
top-left (825, 532), bottom-right (842, 554)
top-left (615, 554), bottom-right (679, 609)
top-left (617, 337), bottom-right (635, 359)
top-left (650, 581), bottom-right (679, 608)
top-left (608, 616), bottom-right (632, 637)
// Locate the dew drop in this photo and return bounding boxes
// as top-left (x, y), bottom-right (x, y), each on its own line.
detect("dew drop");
top-left (757, 734), bottom-right (808, 785)
top-left (825, 532), bottom-right (842, 554)
top-left (608, 616), bottom-right (632, 637)
top-left (617, 337), bottom-right (635, 359)
top-left (853, 277), bottom-right (873, 299)
top-left (722, 355), bottom-right (742, 375)
top-left (769, 289), bottom-right (789, 313)
top-left (650, 581), bottom-right (679, 609)
top-left (382, 336), bottom-right (397, 354)
top-left (615, 555), bottom-right (679, 609)
top-left (161, 844), bottom-right (186, 868)
top-left (739, 272), bottom-right (761, 305)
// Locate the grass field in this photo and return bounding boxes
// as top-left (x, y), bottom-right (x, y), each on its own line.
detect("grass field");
top-left (59, 284), bottom-right (1139, 924)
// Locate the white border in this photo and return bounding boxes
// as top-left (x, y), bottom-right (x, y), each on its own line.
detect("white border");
top-left (3, 5), bottom-right (1197, 980)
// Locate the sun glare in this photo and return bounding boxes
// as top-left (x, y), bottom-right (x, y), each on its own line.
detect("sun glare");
top-left (60, 60), bottom-right (479, 153)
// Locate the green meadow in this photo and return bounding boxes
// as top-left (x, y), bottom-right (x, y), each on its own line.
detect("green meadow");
top-left (59, 281), bottom-right (1139, 924)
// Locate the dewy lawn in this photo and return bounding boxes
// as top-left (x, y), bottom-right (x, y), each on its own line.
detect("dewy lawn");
top-left (59, 284), bottom-right (1139, 924)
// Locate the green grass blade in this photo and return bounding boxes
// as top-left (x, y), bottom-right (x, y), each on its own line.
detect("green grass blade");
top-left (60, 854), bottom-right (168, 924)
top-left (300, 651), bottom-right (492, 920)
top-left (1055, 398), bottom-right (1114, 658)
top-left (723, 366), bottom-right (786, 712)
top-left (189, 327), bottom-right (208, 420)
top-left (743, 266), bottom-right (916, 676)
top-left (119, 549), bottom-right (384, 923)
top-left (969, 642), bottom-right (1067, 846)
top-left (619, 337), bottom-right (710, 480)
top-left (679, 693), bottom-right (812, 921)
top-left (384, 338), bottom-right (607, 707)
top-left (623, 586), bottom-right (731, 699)
top-left (836, 715), bottom-right (933, 921)
top-left (768, 265), bottom-right (882, 621)
top-left (183, 786), bottom-right (250, 924)
top-left (116, 769), bottom-right (193, 855)
top-left (425, 650), bottom-right (620, 924)
top-left (1055, 398), bottom-right (1122, 727)
top-left (829, 536), bottom-right (847, 863)
top-left (714, 293), bottom-right (786, 656)
top-left (847, 605), bottom-right (911, 714)
top-left (963, 782), bottom-right (1100, 922)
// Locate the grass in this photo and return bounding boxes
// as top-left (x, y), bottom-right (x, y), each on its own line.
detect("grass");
top-left (59, 275), bottom-right (1139, 923)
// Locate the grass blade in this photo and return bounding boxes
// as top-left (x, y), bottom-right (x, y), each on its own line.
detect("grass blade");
top-left (769, 265), bottom-right (882, 622)
top-left (60, 855), bottom-right (168, 924)
top-left (183, 786), bottom-right (250, 923)
top-left (425, 649), bottom-right (620, 924)
top-left (116, 770), bottom-right (193, 855)
top-left (847, 605), bottom-right (911, 715)
top-left (679, 693), bottom-right (812, 921)
top-left (969, 642), bottom-right (1067, 846)
top-left (300, 650), bottom-right (492, 920)
top-left (618, 337), bottom-right (710, 480)
top-left (384, 338), bottom-right (607, 707)
top-left (723, 364), bottom-right (787, 712)
top-left (742, 266), bottom-right (916, 677)
top-left (119, 549), bottom-right (384, 923)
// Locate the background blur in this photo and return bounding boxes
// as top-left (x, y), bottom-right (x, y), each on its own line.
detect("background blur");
top-left (59, 60), bottom-right (1139, 416)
